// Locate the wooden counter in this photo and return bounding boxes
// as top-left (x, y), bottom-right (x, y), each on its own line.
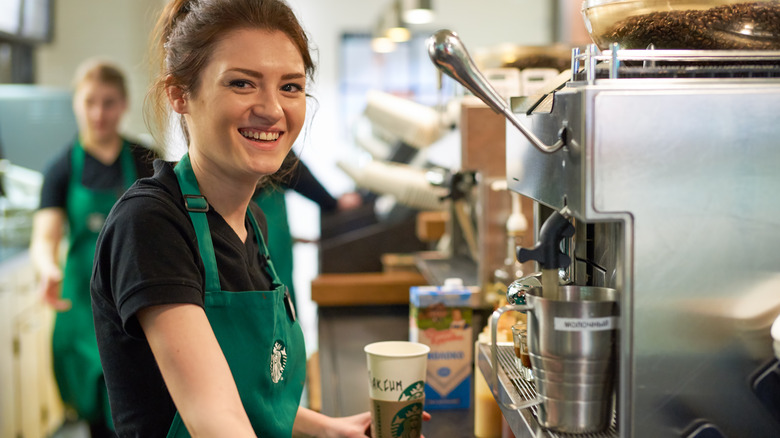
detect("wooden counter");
top-left (310, 271), bottom-right (427, 306)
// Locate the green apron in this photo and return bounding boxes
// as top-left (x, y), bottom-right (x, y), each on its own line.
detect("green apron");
top-left (254, 186), bottom-right (296, 304)
top-left (53, 138), bottom-right (135, 426)
top-left (167, 154), bottom-right (306, 437)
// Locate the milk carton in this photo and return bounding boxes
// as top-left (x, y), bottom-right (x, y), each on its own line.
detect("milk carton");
top-left (409, 278), bottom-right (476, 410)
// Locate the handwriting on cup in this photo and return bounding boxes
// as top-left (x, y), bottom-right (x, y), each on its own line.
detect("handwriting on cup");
top-left (372, 377), bottom-right (404, 392)
top-left (370, 373), bottom-right (426, 402)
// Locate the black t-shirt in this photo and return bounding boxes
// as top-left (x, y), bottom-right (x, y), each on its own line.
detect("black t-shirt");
top-left (38, 139), bottom-right (157, 210)
top-left (91, 160), bottom-right (275, 437)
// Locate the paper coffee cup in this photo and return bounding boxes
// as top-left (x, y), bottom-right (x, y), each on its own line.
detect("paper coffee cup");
top-left (365, 341), bottom-right (429, 438)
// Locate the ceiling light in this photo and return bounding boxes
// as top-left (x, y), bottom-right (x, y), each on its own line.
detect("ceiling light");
top-left (401, 0), bottom-right (434, 24)
top-left (386, 26), bottom-right (410, 43)
top-left (385, 1), bottom-right (410, 43)
top-left (371, 36), bottom-right (397, 53)
top-left (372, 14), bottom-right (397, 53)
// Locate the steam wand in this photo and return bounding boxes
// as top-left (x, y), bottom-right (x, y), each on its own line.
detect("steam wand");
top-left (516, 210), bottom-right (574, 300)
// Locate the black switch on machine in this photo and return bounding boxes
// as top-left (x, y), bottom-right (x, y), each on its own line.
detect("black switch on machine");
top-left (683, 422), bottom-right (727, 438)
top-left (752, 358), bottom-right (780, 426)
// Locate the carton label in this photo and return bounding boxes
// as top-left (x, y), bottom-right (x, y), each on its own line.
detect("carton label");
top-left (410, 298), bottom-right (472, 409)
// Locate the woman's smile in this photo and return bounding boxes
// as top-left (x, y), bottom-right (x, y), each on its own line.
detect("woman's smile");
top-left (239, 129), bottom-right (281, 142)
top-left (238, 128), bottom-right (284, 150)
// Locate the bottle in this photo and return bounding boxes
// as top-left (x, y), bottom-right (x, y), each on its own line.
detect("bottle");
top-left (474, 333), bottom-right (502, 438)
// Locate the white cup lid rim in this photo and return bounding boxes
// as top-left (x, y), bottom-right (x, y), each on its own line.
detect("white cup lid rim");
top-left (364, 341), bottom-right (430, 357)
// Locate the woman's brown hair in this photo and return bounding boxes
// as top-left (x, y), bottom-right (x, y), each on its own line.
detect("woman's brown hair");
top-left (145, 0), bottom-right (316, 150)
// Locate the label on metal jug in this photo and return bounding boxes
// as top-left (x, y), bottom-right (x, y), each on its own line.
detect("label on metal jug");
top-left (554, 316), bottom-right (617, 331)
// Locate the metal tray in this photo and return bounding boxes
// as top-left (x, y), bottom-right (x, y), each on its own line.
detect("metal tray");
top-left (476, 342), bottom-right (618, 438)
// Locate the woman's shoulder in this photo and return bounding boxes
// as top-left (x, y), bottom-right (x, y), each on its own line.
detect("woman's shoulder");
top-left (107, 160), bottom-right (184, 226)
top-left (121, 160), bottom-right (181, 208)
top-left (41, 142), bottom-right (76, 180)
top-left (102, 160), bottom-right (195, 257)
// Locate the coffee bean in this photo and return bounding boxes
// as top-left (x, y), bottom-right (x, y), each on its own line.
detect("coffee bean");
top-left (600, 2), bottom-right (780, 50)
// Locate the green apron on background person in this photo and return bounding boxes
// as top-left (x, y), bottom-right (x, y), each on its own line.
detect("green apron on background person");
top-left (167, 154), bottom-right (305, 438)
top-left (53, 138), bottom-right (136, 427)
top-left (254, 186), bottom-right (296, 304)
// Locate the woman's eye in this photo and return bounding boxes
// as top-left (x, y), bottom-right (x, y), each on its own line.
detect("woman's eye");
top-left (281, 83), bottom-right (304, 93)
top-left (229, 79), bottom-right (252, 89)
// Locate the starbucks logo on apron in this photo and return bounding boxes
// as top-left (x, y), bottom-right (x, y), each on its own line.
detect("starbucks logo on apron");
top-left (270, 340), bottom-right (287, 383)
top-left (87, 213), bottom-right (107, 233)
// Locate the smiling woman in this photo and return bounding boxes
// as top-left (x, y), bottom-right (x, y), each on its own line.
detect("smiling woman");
top-left (88, 1), bottom-right (380, 437)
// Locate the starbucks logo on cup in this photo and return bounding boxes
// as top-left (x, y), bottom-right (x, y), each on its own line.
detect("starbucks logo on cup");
top-left (398, 381), bottom-right (424, 401)
top-left (391, 402), bottom-right (423, 438)
top-left (270, 340), bottom-right (287, 383)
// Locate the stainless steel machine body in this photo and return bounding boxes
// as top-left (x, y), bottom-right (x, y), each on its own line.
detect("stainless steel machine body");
top-left (507, 47), bottom-right (780, 437)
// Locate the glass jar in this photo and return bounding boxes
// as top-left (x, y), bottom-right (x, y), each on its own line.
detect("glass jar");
top-left (511, 324), bottom-right (533, 382)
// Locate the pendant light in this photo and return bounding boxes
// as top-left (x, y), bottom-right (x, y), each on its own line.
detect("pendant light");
top-left (371, 14), bottom-right (396, 53)
top-left (385, 0), bottom-right (410, 43)
top-left (401, 0), bottom-right (434, 24)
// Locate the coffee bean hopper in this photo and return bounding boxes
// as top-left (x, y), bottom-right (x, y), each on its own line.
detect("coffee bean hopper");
top-left (427, 3), bottom-right (780, 435)
top-left (582, 0), bottom-right (780, 50)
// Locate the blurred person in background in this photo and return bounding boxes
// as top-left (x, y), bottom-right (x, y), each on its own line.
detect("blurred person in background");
top-left (254, 149), bottom-right (362, 305)
top-left (29, 59), bottom-right (156, 437)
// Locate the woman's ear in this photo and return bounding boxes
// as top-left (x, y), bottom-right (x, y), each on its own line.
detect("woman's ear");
top-left (165, 77), bottom-right (188, 115)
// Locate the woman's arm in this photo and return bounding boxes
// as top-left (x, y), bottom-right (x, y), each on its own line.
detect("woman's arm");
top-left (30, 208), bottom-right (69, 310)
top-left (292, 407), bottom-right (371, 438)
top-left (285, 159), bottom-right (339, 212)
top-left (138, 303), bottom-right (256, 437)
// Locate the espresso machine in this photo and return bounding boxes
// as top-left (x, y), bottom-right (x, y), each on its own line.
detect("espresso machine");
top-left (428, 20), bottom-right (780, 438)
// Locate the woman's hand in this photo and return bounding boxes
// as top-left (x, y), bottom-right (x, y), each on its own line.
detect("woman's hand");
top-left (294, 407), bottom-right (431, 438)
top-left (336, 192), bottom-right (362, 211)
top-left (39, 266), bottom-right (70, 311)
top-left (30, 208), bottom-right (70, 311)
top-left (324, 411), bottom-right (372, 438)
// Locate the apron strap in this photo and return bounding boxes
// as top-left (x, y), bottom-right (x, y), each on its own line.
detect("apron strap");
top-left (173, 153), bottom-right (222, 292)
top-left (69, 138), bottom-right (86, 194)
top-left (245, 210), bottom-right (281, 286)
top-left (246, 202), bottom-right (295, 321)
top-left (118, 139), bottom-right (138, 189)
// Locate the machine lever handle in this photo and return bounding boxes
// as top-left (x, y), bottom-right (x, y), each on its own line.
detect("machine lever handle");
top-left (516, 210), bottom-right (574, 269)
top-left (427, 29), bottom-right (566, 154)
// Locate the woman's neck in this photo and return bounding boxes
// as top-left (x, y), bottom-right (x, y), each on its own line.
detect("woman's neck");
top-left (81, 133), bottom-right (123, 165)
top-left (187, 152), bottom-right (255, 243)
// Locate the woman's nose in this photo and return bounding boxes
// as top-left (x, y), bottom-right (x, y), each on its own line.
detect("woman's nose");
top-left (88, 105), bottom-right (104, 123)
top-left (252, 90), bottom-right (284, 121)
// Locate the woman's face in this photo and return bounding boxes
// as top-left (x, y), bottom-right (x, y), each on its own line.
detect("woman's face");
top-left (73, 80), bottom-right (127, 144)
top-left (179, 28), bottom-right (307, 183)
